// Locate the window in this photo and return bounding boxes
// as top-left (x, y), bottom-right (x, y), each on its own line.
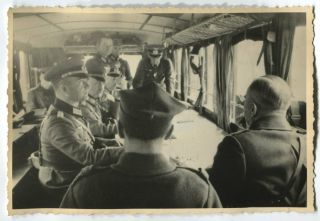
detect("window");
top-left (120, 54), bottom-right (142, 79)
top-left (232, 40), bottom-right (265, 124)
top-left (288, 25), bottom-right (306, 102)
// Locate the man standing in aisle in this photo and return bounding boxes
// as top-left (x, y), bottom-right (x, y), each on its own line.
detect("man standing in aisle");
top-left (133, 45), bottom-right (174, 94)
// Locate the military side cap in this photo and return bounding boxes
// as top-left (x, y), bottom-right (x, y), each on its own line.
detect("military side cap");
top-left (85, 57), bottom-right (106, 82)
top-left (119, 82), bottom-right (187, 139)
top-left (44, 55), bottom-right (88, 82)
top-left (147, 45), bottom-right (164, 57)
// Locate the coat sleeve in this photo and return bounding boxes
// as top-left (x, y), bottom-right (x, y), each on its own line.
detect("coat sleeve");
top-left (132, 59), bottom-right (145, 89)
top-left (81, 105), bottom-right (117, 138)
top-left (60, 165), bottom-right (95, 208)
top-left (47, 118), bottom-right (123, 166)
top-left (205, 183), bottom-right (223, 208)
top-left (59, 184), bottom-right (79, 208)
top-left (209, 135), bottom-right (246, 207)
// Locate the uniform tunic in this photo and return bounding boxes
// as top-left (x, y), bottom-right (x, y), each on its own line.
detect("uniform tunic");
top-left (106, 54), bottom-right (132, 83)
top-left (60, 152), bottom-right (222, 208)
top-left (26, 85), bottom-right (55, 112)
top-left (39, 99), bottom-right (123, 188)
top-left (93, 54), bottom-right (132, 82)
top-left (209, 114), bottom-right (306, 207)
top-left (132, 57), bottom-right (174, 94)
top-left (79, 96), bottom-right (117, 138)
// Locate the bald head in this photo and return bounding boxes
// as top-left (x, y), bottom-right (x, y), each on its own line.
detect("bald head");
top-left (247, 75), bottom-right (292, 111)
top-left (244, 75), bottom-right (292, 126)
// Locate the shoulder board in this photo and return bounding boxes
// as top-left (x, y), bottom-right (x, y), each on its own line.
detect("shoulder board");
top-left (70, 164), bottom-right (111, 186)
top-left (177, 166), bottom-right (210, 183)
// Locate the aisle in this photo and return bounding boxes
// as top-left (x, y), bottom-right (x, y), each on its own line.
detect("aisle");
top-left (163, 109), bottom-right (226, 169)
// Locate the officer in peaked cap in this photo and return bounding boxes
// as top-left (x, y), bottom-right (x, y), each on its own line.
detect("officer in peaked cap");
top-left (79, 57), bottom-right (118, 139)
top-left (37, 56), bottom-right (123, 205)
top-left (133, 44), bottom-right (175, 94)
top-left (60, 82), bottom-right (222, 208)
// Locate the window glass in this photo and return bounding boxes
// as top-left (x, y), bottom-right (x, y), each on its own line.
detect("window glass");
top-left (288, 25), bottom-right (306, 102)
top-left (120, 54), bottom-right (142, 79)
top-left (233, 40), bottom-right (265, 124)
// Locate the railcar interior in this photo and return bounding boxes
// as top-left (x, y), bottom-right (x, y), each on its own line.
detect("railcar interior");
top-left (10, 10), bottom-right (308, 210)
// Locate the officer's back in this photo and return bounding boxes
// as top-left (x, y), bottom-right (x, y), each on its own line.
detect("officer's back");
top-left (60, 82), bottom-right (222, 208)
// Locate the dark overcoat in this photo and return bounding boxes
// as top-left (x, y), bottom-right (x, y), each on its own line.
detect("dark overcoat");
top-left (209, 114), bottom-right (306, 207)
top-left (60, 152), bottom-right (222, 208)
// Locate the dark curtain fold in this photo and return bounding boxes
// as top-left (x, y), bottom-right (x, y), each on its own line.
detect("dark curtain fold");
top-left (263, 14), bottom-right (296, 80)
top-left (214, 36), bottom-right (234, 132)
top-left (13, 49), bottom-right (24, 114)
top-left (180, 47), bottom-right (190, 101)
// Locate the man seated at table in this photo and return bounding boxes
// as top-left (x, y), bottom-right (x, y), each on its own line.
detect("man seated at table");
top-left (60, 82), bottom-right (222, 208)
top-left (79, 57), bottom-right (118, 139)
top-left (36, 56), bottom-right (123, 203)
top-left (26, 68), bottom-right (55, 112)
top-left (209, 75), bottom-right (306, 207)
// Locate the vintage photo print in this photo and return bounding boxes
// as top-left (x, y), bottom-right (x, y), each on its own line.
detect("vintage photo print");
top-left (7, 6), bottom-right (314, 215)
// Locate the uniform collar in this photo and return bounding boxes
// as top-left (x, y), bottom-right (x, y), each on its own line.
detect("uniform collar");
top-left (53, 98), bottom-right (83, 117)
top-left (111, 152), bottom-right (176, 176)
top-left (250, 112), bottom-right (292, 131)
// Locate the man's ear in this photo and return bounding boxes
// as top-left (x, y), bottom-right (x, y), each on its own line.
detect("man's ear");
top-left (164, 124), bottom-right (174, 140)
top-left (60, 83), bottom-right (68, 95)
top-left (251, 103), bottom-right (258, 117)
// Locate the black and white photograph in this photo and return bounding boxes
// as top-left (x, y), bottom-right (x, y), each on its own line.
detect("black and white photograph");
top-left (7, 7), bottom-right (314, 214)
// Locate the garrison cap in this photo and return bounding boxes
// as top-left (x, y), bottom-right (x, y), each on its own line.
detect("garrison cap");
top-left (85, 57), bottom-right (106, 82)
top-left (119, 82), bottom-right (187, 139)
top-left (147, 45), bottom-right (164, 57)
top-left (44, 55), bottom-right (88, 82)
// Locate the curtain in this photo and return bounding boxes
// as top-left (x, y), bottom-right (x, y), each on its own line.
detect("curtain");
top-left (180, 47), bottom-right (190, 101)
top-left (263, 14), bottom-right (296, 80)
top-left (13, 49), bottom-right (24, 114)
top-left (214, 36), bottom-right (234, 132)
top-left (192, 56), bottom-right (205, 114)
